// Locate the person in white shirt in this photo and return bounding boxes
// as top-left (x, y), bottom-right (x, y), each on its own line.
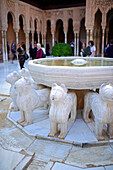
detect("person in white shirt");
top-left (88, 41), bottom-right (96, 57)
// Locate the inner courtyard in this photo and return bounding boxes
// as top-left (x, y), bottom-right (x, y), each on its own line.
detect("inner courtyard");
top-left (0, 0), bottom-right (113, 169)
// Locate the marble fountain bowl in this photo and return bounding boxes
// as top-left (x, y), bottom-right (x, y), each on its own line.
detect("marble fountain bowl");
top-left (28, 57), bottom-right (113, 90)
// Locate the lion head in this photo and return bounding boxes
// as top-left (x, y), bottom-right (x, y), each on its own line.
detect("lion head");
top-left (6, 71), bottom-right (20, 85)
top-left (50, 83), bottom-right (68, 103)
top-left (99, 83), bottom-right (113, 102)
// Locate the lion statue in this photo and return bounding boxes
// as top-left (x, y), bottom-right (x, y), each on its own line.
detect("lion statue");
top-left (49, 83), bottom-right (77, 139)
top-left (6, 71), bottom-right (20, 111)
top-left (83, 84), bottom-right (113, 139)
top-left (15, 77), bottom-right (50, 126)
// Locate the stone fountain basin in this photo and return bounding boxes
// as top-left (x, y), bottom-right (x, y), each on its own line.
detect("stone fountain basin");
top-left (28, 57), bottom-right (113, 90)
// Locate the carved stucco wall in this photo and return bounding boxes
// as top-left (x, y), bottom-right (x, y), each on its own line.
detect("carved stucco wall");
top-left (85, 0), bottom-right (113, 29)
top-left (44, 7), bottom-right (85, 34)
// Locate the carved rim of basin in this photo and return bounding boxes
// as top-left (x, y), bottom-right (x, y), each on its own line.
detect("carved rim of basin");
top-left (28, 57), bottom-right (113, 90)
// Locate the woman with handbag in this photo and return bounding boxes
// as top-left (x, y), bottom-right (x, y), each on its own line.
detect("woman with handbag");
top-left (17, 44), bottom-right (25, 69)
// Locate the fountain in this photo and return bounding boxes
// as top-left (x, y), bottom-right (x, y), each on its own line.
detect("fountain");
top-left (7, 56), bottom-right (113, 143)
top-left (28, 57), bottom-right (113, 90)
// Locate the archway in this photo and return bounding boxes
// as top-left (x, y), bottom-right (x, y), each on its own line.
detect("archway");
top-left (55, 19), bottom-right (64, 43)
top-left (107, 8), bottom-right (113, 42)
top-left (46, 20), bottom-right (52, 54)
top-left (67, 18), bottom-right (74, 44)
top-left (7, 12), bottom-right (15, 49)
top-left (94, 9), bottom-right (102, 56)
top-left (18, 15), bottom-right (25, 45)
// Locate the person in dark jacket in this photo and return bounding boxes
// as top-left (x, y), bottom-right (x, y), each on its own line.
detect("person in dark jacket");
top-left (32, 43), bottom-right (37, 60)
top-left (17, 44), bottom-right (25, 69)
top-left (106, 39), bottom-right (113, 58)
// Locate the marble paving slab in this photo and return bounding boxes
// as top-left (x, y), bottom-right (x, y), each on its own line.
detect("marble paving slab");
top-left (0, 145), bottom-right (34, 170)
top-left (65, 119), bottom-right (98, 143)
top-left (65, 145), bottom-right (113, 168)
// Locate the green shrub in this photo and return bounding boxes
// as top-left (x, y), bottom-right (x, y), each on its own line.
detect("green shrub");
top-left (52, 43), bottom-right (72, 57)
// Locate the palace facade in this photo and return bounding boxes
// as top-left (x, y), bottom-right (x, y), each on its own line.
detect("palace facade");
top-left (0, 0), bottom-right (113, 61)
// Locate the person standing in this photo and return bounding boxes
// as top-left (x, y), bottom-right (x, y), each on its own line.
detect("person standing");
top-left (7, 42), bottom-right (10, 60)
top-left (88, 40), bottom-right (96, 57)
top-left (32, 43), bottom-right (37, 60)
top-left (70, 40), bottom-right (74, 56)
top-left (35, 43), bottom-right (43, 59)
top-left (106, 39), bottom-right (113, 58)
top-left (11, 41), bottom-right (16, 63)
top-left (41, 44), bottom-right (46, 58)
top-left (17, 44), bottom-right (25, 69)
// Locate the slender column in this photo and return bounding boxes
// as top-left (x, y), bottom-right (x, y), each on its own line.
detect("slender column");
top-left (15, 31), bottom-right (18, 46)
top-left (74, 32), bottom-right (77, 56)
top-left (94, 30), bottom-right (97, 50)
top-left (38, 32), bottom-right (40, 43)
top-left (42, 33), bottom-right (44, 45)
top-left (52, 32), bottom-right (55, 47)
top-left (101, 28), bottom-right (105, 57)
top-left (43, 33), bottom-right (46, 48)
top-left (25, 32), bottom-right (29, 55)
top-left (1, 31), bottom-right (5, 62)
top-left (4, 31), bottom-right (8, 61)
top-left (64, 32), bottom-right (67, 44)
top-left (106, 29), bottom-right (109, 45)
top-left (86, 29), bottom-right (90, 46)
top-left (31, 31), bottom-right (34, 48)
top-left (97, 30), bottom-right (100, 56)
top-left (77, 32), bottom-right (79, 56)
top-left (90, 29), bottom-right (93, 41)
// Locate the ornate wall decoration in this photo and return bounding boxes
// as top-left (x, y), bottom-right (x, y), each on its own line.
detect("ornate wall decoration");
top-left (19, 4), bottom-right (26, 16)
top-left (80, 8), bottom-right (85, 19)
top-left (6, 0), bottom-right (15, 12)
top-left (68, 10), bottom-right (73, 18)
top-left (95, 0), bottom-right (113, 11)
top-left (55, 11), bottom-right (63, 19)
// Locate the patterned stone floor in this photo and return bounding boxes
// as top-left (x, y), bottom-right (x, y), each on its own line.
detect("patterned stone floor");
top-left (0, 60), bottom-right (113, 169)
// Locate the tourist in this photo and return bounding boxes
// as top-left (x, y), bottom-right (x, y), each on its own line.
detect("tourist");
top-left (35, 43), bottom-right (43, 59)
top-left (11, 41), bottom-right (17, 63)
top-left (29, 41), bottom-right (33, 58)
top-left (46, 43), bottom-right (50, 56)
top-left (70, 40), bottom-right (74, 56)
top-left (21, 42), bottom-right (26, 52)
top-left (7, 42), bottom-right (10, 60)
top-left (32, 43), bottom-right (37, 60)
top-left (105, 39), bottom-right (113, 58)
top-left (17, 44), bottom-right (25, 69)
top-left (81, 43), bottom-right (92, 57)
top-left (88, 40), bottom-right (96, 57)
top-left (41, 44), bottom-right (46, 58)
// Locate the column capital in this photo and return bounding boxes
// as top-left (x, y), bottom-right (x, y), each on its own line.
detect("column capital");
top-left (24, 30), bottom-right (30, 34)
top-left (74, 31), bottom-right (79, 34)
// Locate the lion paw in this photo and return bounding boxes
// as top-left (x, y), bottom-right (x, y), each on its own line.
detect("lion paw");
top-left (17, 119), bottom-right (25, 124)
top-left (58, 133), bottom-right (65, 139)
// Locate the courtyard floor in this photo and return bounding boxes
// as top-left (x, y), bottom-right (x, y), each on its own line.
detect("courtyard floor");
top-left (0, 59), bottom-right (113, 170)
